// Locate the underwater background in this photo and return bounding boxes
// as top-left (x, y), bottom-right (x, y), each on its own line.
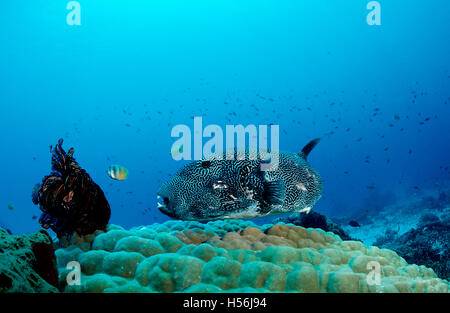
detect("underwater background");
top-left (0, 0), bottom-right (449, 237)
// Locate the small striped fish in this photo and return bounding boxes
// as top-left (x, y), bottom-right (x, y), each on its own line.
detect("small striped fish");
top-left (107, 164), bottom-right (129, 181)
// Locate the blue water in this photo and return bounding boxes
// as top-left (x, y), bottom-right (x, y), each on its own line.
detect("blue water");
top-left (1, 1), bottom-right (449, 235)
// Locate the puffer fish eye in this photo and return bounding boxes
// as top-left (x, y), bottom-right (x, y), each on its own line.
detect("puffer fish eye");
top-left (201, 161), bottom-right (211, 169)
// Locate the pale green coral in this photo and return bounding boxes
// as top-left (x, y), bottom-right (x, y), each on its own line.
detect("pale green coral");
top-left (239, 261), bottom-right (286, 291)
top-left (201, 256), bottom-right (241, 289)
top-left (114, 236), bottom-right (164, 257)
top-left (54, 221), bottom-right (450, 293)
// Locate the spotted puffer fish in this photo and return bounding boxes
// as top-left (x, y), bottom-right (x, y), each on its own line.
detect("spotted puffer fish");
top-left (157, 138), bottom-right (322, 220)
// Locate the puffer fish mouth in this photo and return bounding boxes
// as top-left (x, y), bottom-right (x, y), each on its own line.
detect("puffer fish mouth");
top-left (157, 195), bottom-right (176, 218)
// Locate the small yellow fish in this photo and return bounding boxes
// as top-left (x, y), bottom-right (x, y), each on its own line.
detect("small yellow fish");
top-left (107, 165), bottom-right (129, 181)
top-left (7, 204), bottom-right (14, 211)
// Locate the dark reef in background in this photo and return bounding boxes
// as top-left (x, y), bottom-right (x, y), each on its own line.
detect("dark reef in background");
top-left (32, 139), bottom-right (111, 239)
top-left (375, 212), bottom-right (450, 281)
top-left (0, 228), bottom-right (59, 292)
top-left (272, 211), bottom-right (354, 241)
top-left (342, 190), bottom-right (398, 226)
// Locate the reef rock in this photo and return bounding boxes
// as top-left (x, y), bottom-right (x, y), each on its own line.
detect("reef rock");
top-left (376, 212), bottom-right (450, 281)
top-left (0, 228), bottom-right (59, 293)
top-left (54, 220), bottom-right (449, 293)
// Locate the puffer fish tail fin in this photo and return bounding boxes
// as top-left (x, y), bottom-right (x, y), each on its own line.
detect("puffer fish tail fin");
top-left (263, 180), bottom-right (285, 205)
top-left (298, 138), bottom-right (321, 160)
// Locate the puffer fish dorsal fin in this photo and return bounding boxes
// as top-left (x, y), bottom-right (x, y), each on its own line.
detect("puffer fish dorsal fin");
top-left (298, 138), bottom-right (321, 160)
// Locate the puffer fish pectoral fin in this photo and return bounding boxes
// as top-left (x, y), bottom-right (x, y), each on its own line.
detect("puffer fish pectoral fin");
top-left (263, 180), bottom-right (285, 205)
top-left (298, 138), bottom-right (321, 160)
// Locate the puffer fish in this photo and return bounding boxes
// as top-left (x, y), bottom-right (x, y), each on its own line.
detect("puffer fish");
top-left (107, 164), bottom-right (129, 181)
top-left (349, 220), bottom-right (361, 227)
top-left (157, 138), bottom-right (322, 220)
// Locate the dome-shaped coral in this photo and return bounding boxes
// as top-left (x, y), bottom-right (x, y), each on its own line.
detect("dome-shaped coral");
top-left (54, 220), bottom-right (449, 293)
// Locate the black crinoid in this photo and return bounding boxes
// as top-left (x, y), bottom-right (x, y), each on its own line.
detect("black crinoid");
top-left (32, 139), bottom-right (111, 239)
